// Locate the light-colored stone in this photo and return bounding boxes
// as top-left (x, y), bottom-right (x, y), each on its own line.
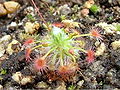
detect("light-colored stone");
top-left (0, 35), bottom-right (11, 43)
top-left (12, 72), bottom-right (33, 85)
top-left (80, 8), bottom-right (89, 17)
top-left (84, 0), bottom-right (95, 8)
top-left (0, 35), bottom-right (11, 57)
top-left (9, 22), bottom-right (17, 27)
top-left (12, 72), bottom-right (22, 84)
top-left (0, 45), bottom-right (5, 57)
top-left (7, 22), bottom-right (19, 30)
top-left (4, 1), bottom-right (20, 14)
top-left (58, 4), bottom-right (71, 15)
top-left (62, 20), bottom-right (79, 28)
top-left (111, 40), bottom-right (120, 50)
top-left (95, 41), bottom-right (100, 47)
top-left (95, 43), bottom-right (106, 56)
top-left (0, 4), bottom-right (7, 16)
top-left (36, 81), bottom-right (48, 89)
top-left (24, 22), bottom-right (33, 34)
top-left (6, 39), bottom-right (20, 55)
top-left (24, 22), bottom-right (40, 34)
top-left (77, 80), bottom-right (84, 87)
top-left (20, 76), bottom-right (32, 85)
top-left (24, 6), bottom-right (34, 15)
top-left (0, 85), bottom-right (3, 90)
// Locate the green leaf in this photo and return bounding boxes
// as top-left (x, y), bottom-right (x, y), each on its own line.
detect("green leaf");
top-left (27, 14), bottom-right (35, 21)
top-left (68, 85), bottom-right (76, 90)
top-left (90, 4), bottom-right (100, 14)
top-left (0, 69), bottom-right (7, 75)
top-left (115, 24), bottom-right (120, 31)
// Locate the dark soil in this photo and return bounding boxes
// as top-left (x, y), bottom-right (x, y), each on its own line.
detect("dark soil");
top-left (0, 0), bottom-right (120, 89)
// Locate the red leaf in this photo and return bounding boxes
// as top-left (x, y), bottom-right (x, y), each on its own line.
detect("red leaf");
top-left (24, 38), bottom-right (34, 46)
top-left (90, 29), bottom-right (102, 40)
top-left (86, 50), bottom-right (95, 63)
top-left (34, 57), bottom-right (48, 73)
top-left (52, 22), bottom-right (64, 28)
top-left (25, 48), bottom-right (32, 62)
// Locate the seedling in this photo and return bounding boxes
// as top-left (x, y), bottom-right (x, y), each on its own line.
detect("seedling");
top-left (25, 0), bottom-right (102, 81)
top-left (107, 16), bottom-right (113, 21)
top-left (23, 25), bottom-right (102, 81)
top-left (115, 24), bottom-right (120, 31)
top-left (27, 14), bottom-right (35, 21)
top-left (49, 6), bottom-right (55, 14)
top-left (90, 4), bottom-right (100, 14)
top-left (60, 15), bottom-right (66, 20)
top-left (68, 85), bottom-right (76, 90)
top-left (0, 69), bottom-right (7, 75)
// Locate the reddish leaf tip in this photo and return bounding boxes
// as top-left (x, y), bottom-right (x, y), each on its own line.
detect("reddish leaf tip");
top-left (33, 57), bottom-right (48, 73)
top-left (52, 22), bottom-right (64, 28)
top-left (25, 48), bottom-right (32, 62)
top-left (24, 38), bottom-right (34, 46)
top-left (90, 29), bottom-right (102, 39)
top-left (86, 50), bottom-right (95, 63)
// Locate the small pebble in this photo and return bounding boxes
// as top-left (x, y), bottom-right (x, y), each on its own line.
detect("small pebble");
top-left (20, 76), bottom-right (32, 85)
top-left (4, 1), bottom-right (20, 14)
top-left (12, 72), bottom-right (22, 84)
top-left (9, 22), bottom-right (17, 27)
top-left (58, 4), bottom-right (71, 15)
top-left (0, 4), bottom-right (7, 16)
top-left (77, 80), bottom-right (84, 87)
top-left (6, 39), bottom-right (20, 55)
top-left (0, 45), bottom-right (5, 57)
top-left (95, 43), bottom-right (106, 56)
top-left (0, 85), bottom-right (3, 90)
top-left (0, 35), bottom-right (11, 43)
top-left (24, 22), bottom-right (40, 34)
top-left (80, 8), bottom-right (89, 17)
top-left (95, 41), bottom-right (100, 47)
top-left (36, 81), bottom-right (48, 89)
top-left (12, 72), bottom-right (33, 85)
top-left (111, 40), bottom-right (120, 50)
top-left (24, 6), bottom-right (34, 15)
top-left (7, 22), bottom-right (18, 30)
top-left (84, 0), bottom-right (95, 9)
top-left (62, 19), bottom-right (79, 28)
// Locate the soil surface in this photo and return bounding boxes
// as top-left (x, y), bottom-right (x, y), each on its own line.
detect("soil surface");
top-left (0, 0), bottom-right (120, 89)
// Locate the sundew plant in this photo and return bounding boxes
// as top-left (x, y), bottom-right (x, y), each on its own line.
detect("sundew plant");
top-left (24, 25), bottom-right (102, 81)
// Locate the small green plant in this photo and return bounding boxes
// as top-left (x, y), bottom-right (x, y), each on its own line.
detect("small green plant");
top-left (90, 4), bottom-right (100, 14)
top-left (27, 14), bottom-right (35, 21)
top-left (0, 69), bottom-right (7, 81)
top-left (107, 16), bottom-right (113, 21)
top-left (0, 69), bottom-right (7, 75)
top-left (115, 24), bottom-right (120, 31)
top-left (60, 15), bottom-right (66, 20)
top-left (68, 85), bottom-right (76, 90)
top-left (23, 25), bottom-right (102, 81)
top-left (49, 6), bottom-right (55, 14)
top-left (29, 0), bottom-right (102, 81)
